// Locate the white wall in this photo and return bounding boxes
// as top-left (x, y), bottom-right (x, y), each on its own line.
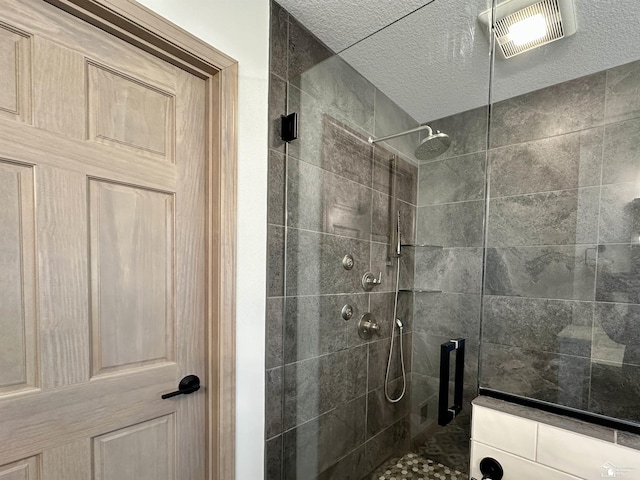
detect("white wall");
top-left (134, 0), bottom-right (269, 478)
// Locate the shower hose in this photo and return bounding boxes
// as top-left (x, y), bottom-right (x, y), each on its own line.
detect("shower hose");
top-left (384, 248), bottom-right (406, 403)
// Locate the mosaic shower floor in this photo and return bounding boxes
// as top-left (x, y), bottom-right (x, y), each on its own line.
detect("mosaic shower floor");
top-left (370, 453), bottom-right (465, 480)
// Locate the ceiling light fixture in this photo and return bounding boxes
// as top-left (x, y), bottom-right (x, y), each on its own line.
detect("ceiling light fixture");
top-left (509, 13), bottom-right (547, 46)
top-left (479, 0), bottom-right (577, 59)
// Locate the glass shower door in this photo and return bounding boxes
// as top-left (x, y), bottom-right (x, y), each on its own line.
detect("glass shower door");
top-left (480, 0), bottom-right (640, 427)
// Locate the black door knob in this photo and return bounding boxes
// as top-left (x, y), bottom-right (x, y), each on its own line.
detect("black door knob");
top-left (161, 375), bottom-right (201, 399)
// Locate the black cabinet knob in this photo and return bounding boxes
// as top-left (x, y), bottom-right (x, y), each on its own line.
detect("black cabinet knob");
top-left (161, 375), bottom-right (201, 399)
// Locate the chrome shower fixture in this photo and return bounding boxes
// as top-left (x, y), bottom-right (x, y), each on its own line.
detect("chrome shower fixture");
top-left (368, 124), bottom-right (451, 161)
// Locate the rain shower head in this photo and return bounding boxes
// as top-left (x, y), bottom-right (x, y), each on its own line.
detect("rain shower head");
top-left (368, 124), bottom-right (451, 162)
top-left (415, 127), bottom-right (451, 161)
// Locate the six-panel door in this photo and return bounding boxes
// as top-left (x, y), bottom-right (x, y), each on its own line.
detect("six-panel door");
top-left (0, 0), bottom-right (207, 477)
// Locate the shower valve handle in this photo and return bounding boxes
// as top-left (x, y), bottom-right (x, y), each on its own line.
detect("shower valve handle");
top-left (357, 313), bottom-right (381, 340)
top-left (362, 271), bottom-right (382, 291)
top-left (367, 321), bottom-right (380, 333)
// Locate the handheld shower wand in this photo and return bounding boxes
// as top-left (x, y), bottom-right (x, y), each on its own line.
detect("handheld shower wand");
top-left (396, 211), bottom-right (402, 257)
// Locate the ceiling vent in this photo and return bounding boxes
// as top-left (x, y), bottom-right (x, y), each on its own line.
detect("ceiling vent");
top-left (479, 0), bottom-right (577, 59)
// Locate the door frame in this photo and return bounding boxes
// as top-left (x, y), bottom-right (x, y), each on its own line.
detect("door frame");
top-left (42, 1), bottom-right (238, 479)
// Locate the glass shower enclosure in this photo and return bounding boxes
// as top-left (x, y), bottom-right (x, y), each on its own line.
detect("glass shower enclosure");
top-left (265, 0), bottom-right (640, 478)
top-left (482, 0), bottom-right (640, 426)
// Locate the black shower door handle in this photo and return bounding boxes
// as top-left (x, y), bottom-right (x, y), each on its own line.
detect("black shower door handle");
top-left (438, 338), bottom-right (465, 426)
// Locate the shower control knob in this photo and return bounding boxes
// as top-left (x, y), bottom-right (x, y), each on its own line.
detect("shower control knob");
top-left (357, 313), bottom-right (381, 340)
top-left (361, 271), bottom-right (382, 291)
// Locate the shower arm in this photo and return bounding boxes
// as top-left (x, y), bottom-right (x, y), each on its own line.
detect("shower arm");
top-left (368, 124), bottom-right (433, 144)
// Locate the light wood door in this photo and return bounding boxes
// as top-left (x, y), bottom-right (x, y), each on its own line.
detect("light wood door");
top-left (0, 0), bottom-right (208, 478)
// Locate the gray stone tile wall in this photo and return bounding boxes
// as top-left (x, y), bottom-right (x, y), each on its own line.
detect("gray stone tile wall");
top-left (267, 225), bottom-right (285, 297)
top-left (266, 297), bottom-right (284, 369)
top-left (595, 244), bottom-right (640, 304)
top-left (605, 61), bottom-right (640, 123)
top-left (267, 149), bottom-right (286, 225)
top-left (599, 183), bottom-right (640, 243)
top-left (319, 116), bottom-right (374, 186)
top-left (374, 89), bottom-right (421, 161)
top-left (482, 60), bottom-right (640, 425)
top-left (428, 106), bottom-right (488, 160)
top-left (482, 297), bottom-right (593, 356)
top-left (269, 1), bottom-right (288, 78)
top-left (282, 395), bottom-right (366, 479)
top-left (367, 333), bottom-right (413, 392)
top-left (589, 363), bottom-right (640, 421)
top-left (286, 11), bottom-right (331, 81)
top-left (484, 245), bottom-right (597, 300)
top-left (487, 188), bottom-right (600, 247)
top-left (480, 343), bottom-right (591, 409)
top-left (413, 293), bottom-right (481, 343)
top-left (269, 74), bottom-right (287, 153)
top-left (266, 436), bottom-right (283, 480)
top-left (601, 118), bottom-right (640, 185)
top-left (418, 152), bottom-right (486, 206)
top-left (371, 192), bottom-right (416, 246)
top-left (286, 157), bottom-right (373, 240)
top-left (487, 128), bottom-right (603, 197)
top-left (284, 229), bottom-right (371, 296)
top-left (411, 59), bottom-right (640, 462)
top-left (282, 346), bottom-right (367, 430)
top-left (416, 201), bottom-right (485, 247)
top-left (594, 302), bottom-right (640, 366)
top-left (489, 72), bottom-right (606, 148)
top-left (283, 293), bottom-right (368, 364)
top-left (373, 149), bottom-right (418, 204)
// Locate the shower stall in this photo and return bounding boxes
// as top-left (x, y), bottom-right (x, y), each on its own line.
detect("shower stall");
top-left (265, 0), bottom-right (640, 478)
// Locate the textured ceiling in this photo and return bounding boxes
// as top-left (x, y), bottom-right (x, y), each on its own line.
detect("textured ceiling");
top-left (274, 0), bottom-right (434, 53)
top-left (276, 0), bottom-right (640, 123)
